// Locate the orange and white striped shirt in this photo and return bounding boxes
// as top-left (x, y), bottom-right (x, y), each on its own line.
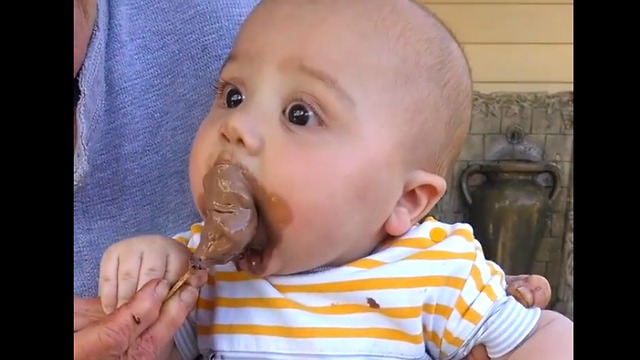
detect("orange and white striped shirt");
top-left (173, 218), bottom-right (540, 360)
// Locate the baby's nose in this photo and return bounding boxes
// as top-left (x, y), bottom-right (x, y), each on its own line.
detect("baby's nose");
top-left (219, 116), bottom-right (264, 156)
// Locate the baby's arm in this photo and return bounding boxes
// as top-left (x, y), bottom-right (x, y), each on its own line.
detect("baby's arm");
top-left (494, 310), bottom-right (572, 360)
top-left (99, 234), bottom-right (192, 314)
top-left (420, 223), bottom-right (572, 360)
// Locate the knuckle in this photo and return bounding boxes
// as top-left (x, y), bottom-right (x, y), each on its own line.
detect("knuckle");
top-left (142, 266), bottom-right (162, 278)
top-left (98, 322), bottom-right (130, 355)
top-left (116, 289), bottom-right (134, 301)
top-left (141, 234), bottom-right (170, 244)
top-left (120, 271), bottom-right (138, 282)
top-left (116, 298), bottom-right (131, 309)
top-left (164, 313), bottom-right (182, 330)
top-left (117, 288), bottom-right (136, 302)
top-left (128, 336), bottom-right (159, 359)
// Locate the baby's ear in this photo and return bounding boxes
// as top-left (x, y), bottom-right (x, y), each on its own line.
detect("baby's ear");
top-left (384, 170), bottom-right (447, 237)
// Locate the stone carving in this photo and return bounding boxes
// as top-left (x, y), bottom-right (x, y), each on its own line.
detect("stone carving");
top-left (472, 91), bottom-right (573, 131)
top-left (554, 151), bottom-right (573, 319)
top-left (436, 91), bottom-right (573, 313)
top-left (565, 209), bottom-right (574, 291)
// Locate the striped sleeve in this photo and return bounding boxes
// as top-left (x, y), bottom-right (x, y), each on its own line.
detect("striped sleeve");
top-left (172, 222), bottom-right (205, 253)
top-left (420, 222), bottom-right (541, 360)
top-left (174, 313), bottom-right (200, 360)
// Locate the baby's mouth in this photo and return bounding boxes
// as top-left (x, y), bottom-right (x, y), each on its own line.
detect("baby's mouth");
top-left (191, 161), bottom-right (269, 269)
top-left (234, 207), bottom-right (272, 274)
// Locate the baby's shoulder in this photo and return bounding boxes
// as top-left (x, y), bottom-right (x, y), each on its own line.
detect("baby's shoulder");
top-left (396, 217), bottom-right (479, 252)
top-left (364, 218), bottom-right (483, 279)
top-left (172, 222), bottom-right (205, 251)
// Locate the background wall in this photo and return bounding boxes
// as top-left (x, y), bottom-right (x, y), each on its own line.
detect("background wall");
top-left (429, 92), bottom-right (573, 309)
top-left (416, 0), bottom-right (573, 313)
top-left (418, 0), bottom-right (573, 93)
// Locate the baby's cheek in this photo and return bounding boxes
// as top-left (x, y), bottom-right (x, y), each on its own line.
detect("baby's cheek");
top-left (353, 178), bottom-right (380, 206)
top-left (277, 196), bottom-right (337, 243)
top-left (279, 216), bottom-right (344, 269)
top-left (353, 169), bottom-right (396, 216)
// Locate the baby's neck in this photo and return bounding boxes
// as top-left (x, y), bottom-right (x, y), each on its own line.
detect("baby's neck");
top-left (288, 237), bottom-right (390, 276)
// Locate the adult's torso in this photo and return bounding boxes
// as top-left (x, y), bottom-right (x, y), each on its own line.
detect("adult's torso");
top-left (73, 0), bottom-right (259, 297)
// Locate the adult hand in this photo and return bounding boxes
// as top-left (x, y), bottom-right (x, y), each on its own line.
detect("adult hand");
top-left (463, 274), bottom-right (552, 360)
top-left (74, 271), bottom-right (206, 360)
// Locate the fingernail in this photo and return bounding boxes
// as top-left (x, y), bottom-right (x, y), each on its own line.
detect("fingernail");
top-left (179, 286), bottom-right (198, 306)
top-left (516, 286), bottom-right (528, 296)
top-left (516, 286), bottom-right (534, 307)
top-left (155, 280), bottom-right (169, 298)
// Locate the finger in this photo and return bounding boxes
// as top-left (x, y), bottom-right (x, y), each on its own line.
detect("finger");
top-left (164, 246), bottom-right (191, 286)
top-left (507, 283), bottom-right (535, 308)
top-left (74, 298), bottom-right (106, 332)
top-left (137, 253), bottom-right (170, 293)
top-left (187, 269), bottom-right (208, 288)
top-left (74, 279), bottom-right (170, 360)
top-left (99, 253), bottom-right (121, 314)
top-left (132, 285), bottom-right (199, 357)
top-left (505, 274), bottom-right (527, 284)
top-left (464, 345), bottom-right (489, 360)
top-left (116, 252), bottom-right (143, 310)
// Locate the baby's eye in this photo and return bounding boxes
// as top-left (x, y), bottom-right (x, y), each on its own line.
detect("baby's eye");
top-left (223, 85), bottom-right (244, 108)
top-left (283, 102), bottom-right (318, 127)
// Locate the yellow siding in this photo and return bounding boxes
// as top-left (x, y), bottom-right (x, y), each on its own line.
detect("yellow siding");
top-left (418, 0), bottom-right (573, 92)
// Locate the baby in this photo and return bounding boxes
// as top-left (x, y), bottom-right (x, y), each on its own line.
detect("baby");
top-left (99, 1), bottom-right (572, 359)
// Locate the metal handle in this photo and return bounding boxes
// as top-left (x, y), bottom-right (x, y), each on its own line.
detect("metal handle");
top-left (460, 163), bottom-right (482, 206)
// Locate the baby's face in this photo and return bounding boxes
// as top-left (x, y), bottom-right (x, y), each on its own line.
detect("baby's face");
top-left (189, 2), bottom-right (413, 276)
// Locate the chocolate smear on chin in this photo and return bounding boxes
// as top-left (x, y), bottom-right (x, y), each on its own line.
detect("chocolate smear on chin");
top-left (234, 176), bottom-right (293, 275)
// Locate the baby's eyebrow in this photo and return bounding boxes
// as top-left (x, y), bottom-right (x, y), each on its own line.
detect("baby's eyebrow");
top-left (296, 63), bottom-right (355, 108)
top-left (219, 52), bottom-right (237, 73)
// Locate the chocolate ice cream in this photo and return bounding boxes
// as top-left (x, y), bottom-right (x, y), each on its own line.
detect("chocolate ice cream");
top-left (191, 162), bottom-right (259, 269)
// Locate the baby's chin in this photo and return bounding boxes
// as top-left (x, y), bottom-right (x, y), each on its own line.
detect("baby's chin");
top-left (234, 246), bottom-right (282, 277)
top-left (234, 248), bottom-right (320, 277)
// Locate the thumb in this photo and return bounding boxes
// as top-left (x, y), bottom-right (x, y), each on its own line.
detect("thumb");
top-left (74, 279), bottom-right (169, 360)
top-left (74, 297), bottom-right (106, 332)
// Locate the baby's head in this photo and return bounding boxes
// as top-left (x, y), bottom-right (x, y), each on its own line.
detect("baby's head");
top-left (189, 0), bottom-right (472, 276)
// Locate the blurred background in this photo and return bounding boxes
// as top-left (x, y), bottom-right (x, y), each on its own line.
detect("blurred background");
top-left (419, 0), bottom-right (573, 318)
